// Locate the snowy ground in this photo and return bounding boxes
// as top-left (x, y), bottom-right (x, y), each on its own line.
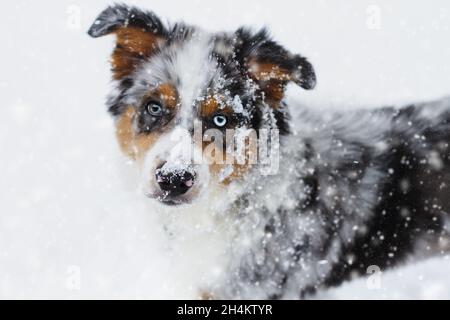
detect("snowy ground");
top-left (1, 0), bottom-right (450, 299)
top-left (319, 257), bottom-right (450, 300)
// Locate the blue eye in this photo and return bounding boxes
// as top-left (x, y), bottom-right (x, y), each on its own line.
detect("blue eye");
top-left (213, 115), bottom-right (228, 127)
top-left (146, 102), bottom-right (163, 116)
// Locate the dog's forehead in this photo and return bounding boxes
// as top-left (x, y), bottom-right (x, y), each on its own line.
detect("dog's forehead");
top-left (133, 31), bottom-right (241, 109)
top-left (136, 32), bottom-right (229, 103)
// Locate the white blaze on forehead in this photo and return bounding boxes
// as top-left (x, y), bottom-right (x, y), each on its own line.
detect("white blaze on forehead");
top-left (172, 32), bottom-right (218, 127)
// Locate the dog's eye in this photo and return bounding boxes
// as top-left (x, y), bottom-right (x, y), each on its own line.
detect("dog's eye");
top-left (213, 115), bottom-right (228, 128)
top-left (146, 102), bottom-right (163, 116)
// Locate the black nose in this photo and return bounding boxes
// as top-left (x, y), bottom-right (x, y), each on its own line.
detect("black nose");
top-left (155, 166), bottom-right (195, 197)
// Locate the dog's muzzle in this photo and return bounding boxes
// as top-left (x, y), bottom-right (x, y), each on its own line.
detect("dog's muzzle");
top-left (155, 163), bottom-right (196, 203)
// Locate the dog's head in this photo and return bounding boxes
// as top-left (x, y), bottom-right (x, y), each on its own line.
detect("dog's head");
top-left (88, 4), bottom-right (316, 206)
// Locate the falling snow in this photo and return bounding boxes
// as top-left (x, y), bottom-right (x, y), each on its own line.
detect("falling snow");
top-left (1, 0), bottom-right (450, 299)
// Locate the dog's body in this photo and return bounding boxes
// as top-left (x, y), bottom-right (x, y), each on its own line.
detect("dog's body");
top-left (218, 99), bottom-right (450, 298)
top-left (89, 5), bottom-right (450, 299)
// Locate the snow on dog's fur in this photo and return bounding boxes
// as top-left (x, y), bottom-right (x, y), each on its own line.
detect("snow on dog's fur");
top-left (88, 4), bottom-right (450, 299)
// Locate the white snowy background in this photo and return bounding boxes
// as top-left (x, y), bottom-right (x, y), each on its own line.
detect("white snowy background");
top-left (1, 0), bottom-right (450, 299)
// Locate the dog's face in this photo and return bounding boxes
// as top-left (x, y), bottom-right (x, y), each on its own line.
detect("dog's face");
top-left (89, 5), bottom-right (316, 206)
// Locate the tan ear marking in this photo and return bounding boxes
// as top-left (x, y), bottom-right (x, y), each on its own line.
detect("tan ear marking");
top-left (247, 60), bottom-right (292, 108)
top-left (112, 27), bottom-right (164, 79)
top-left (248, 60), bottom-right (291, 82)
top-left (88, 5), bottom-right (167, 80)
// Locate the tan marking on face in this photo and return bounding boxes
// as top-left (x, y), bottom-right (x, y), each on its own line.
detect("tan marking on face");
top-left (201, 96), bottom-right (234, 118)
top-left (201, 96), bottom-right (232, 183)
top-left (201, 96), bottom-right (221, 118)
top-left (155, 83), bottom-right (179, 109)
top-left (199, 97), bottom-right (258, 184)
top-left (211, 132), bottom-right (258, 185)
top-left (112, 27), bottom-right (163, 80)
top-left (115, 106), bottom-right (160, 160)
top-left (210, 163), bottom-right (253, 185)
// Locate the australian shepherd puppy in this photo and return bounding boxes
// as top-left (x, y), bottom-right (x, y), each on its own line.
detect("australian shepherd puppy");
top-left (88, 4), bottom-right (450, 299)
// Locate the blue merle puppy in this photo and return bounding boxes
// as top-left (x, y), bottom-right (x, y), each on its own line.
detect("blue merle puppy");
top-left (88, 4), bottom-right (450, 299)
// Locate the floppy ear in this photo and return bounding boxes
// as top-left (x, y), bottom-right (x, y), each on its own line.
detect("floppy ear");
top-left (235, 28), bottom-right (316, 105)
top-left (88, 4), bottom-right (167, 79)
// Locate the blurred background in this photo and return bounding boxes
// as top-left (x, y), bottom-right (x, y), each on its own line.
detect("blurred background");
top-left (1, 0), bottom-right (450, 299)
